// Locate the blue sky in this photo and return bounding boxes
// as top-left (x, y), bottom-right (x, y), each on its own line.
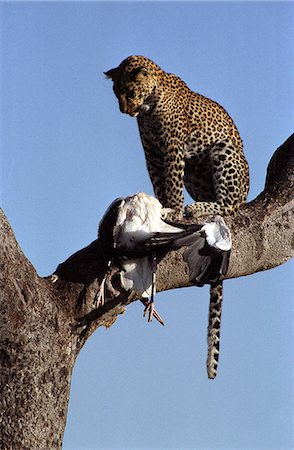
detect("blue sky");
top-left (1, 2), bottom-right (294, 449)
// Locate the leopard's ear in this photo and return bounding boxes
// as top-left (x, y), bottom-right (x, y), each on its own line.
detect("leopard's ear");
top-left (104, 67), bottom-right (119, 80)
top-left (133, 67), bottom-right (149, 81)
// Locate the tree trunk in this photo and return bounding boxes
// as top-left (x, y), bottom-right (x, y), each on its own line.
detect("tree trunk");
top-left (0, 135), bottom-right (293, 448)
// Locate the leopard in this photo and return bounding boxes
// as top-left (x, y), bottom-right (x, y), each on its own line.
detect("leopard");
top-left (105, 55), bottom-right (249, 219)
top-left (105, 55), bottom-right (250, 379)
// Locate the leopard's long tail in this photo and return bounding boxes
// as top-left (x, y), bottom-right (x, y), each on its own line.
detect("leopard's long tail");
top-left (207, 281), bottom-right (223, 379)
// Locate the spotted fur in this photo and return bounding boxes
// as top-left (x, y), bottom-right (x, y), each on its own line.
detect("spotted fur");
top-left (105, 56), bottom-right (249, 378)
top-left (105, 55), bottom-right (249, 218)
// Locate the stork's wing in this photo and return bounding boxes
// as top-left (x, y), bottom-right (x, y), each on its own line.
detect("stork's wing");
top-left (183, 244), bottom-right (230, 285)
top-left (98, 197), bottom-right (124, 253)
top-left (138, 225), bottom-right (203, 251)
top-left (140, 227), bottom-right (231, 285)
top-left (219, 249), bottom-right (231, 277)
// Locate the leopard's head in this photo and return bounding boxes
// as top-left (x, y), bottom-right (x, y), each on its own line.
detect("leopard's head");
top-left (104, 55), bottom-right (160, 117)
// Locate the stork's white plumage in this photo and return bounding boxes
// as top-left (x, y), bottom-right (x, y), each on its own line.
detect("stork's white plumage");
top-left (113, 193), bottom-right (182, 298)
top-left (97, 192), bottom-right (232, 376)
top-left (202, 217), bottom-right (232, 251)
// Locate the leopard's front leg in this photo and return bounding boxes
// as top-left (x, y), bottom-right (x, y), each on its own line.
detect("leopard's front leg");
top-left (145, 143), bottom-right (185, 219)
top-left (145, 157), bottom-right (168, 207)
top-left (162, 149), bottom-right (185, 219)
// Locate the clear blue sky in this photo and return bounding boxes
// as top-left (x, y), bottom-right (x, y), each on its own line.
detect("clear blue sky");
top-left (2, 2), bottom-right (294, 449)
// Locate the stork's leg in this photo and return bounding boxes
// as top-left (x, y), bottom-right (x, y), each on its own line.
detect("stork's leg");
top-left (207, 281), bottom-right (223, 379)
top-left (93, 275), bottom-right (107, 308)
top-left (143, 251), bottom-right (157, 322)
top-left (93, 260), bottom-right (112, 308)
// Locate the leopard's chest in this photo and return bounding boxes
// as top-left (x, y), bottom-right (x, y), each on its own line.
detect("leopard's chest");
top-left (139, 117), bottom-right (207, 165)
top-left (138, 115), bottom-right (169, 145)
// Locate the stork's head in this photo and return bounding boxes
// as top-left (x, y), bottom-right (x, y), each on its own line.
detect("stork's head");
top-left (104, 55), bottom-right (160, 117)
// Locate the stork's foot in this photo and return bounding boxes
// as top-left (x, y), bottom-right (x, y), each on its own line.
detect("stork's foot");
top-left (139, 299), bottom-right (164, 326)
top-left (143, 300), bottom-right (155, 323)
top-left (93, 277), bottom-right (106, 308)
top-left (143, 300), bottom-right (158, 322)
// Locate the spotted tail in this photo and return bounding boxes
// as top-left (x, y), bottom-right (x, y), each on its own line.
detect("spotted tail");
top-left (207, 281), bottom-right (223, 379)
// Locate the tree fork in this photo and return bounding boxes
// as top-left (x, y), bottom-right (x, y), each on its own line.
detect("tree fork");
top-left (0, 135), bottom-right (293, 448)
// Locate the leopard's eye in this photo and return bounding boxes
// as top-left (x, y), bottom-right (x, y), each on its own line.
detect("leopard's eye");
top-left (128, 89), bottom-right (135, 99)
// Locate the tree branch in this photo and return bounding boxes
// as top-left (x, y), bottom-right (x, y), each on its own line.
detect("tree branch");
top-left (51, 134), bottom-right (294, 297)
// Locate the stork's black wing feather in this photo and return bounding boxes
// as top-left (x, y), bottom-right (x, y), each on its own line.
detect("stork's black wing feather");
top-left (183, 240), bottom-right (230, 285)
top-left (98, 198), bottom-right (123, 238)
top-left (138, 226), bottom-right (203, 251)
top-left (173, 232), bottom-right (204, 248)
top-left (219, 249), bottom-right (231, 277)
top-left (98, 197), bottom-right (124, 258)
top-left (132, 229), bottom-right (202, 266)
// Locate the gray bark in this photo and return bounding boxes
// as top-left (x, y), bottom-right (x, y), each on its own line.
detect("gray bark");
top-left (0, 135), bottom-right (293, 449)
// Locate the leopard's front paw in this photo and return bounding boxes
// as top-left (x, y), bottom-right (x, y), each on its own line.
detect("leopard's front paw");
top-left (184, 203), bottom-right (212, 222)
top-left (161, 208), bottom-right (184, 222)
top-left (160, 208), bottom-right (174, 220)
top-left (184, 204), bottom-right (197, 218)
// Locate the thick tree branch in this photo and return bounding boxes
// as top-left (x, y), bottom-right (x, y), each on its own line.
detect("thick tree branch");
top-left (51, 134), bottom-right (294, 299)
top-left (0, 135), bottom-right (293, 448)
